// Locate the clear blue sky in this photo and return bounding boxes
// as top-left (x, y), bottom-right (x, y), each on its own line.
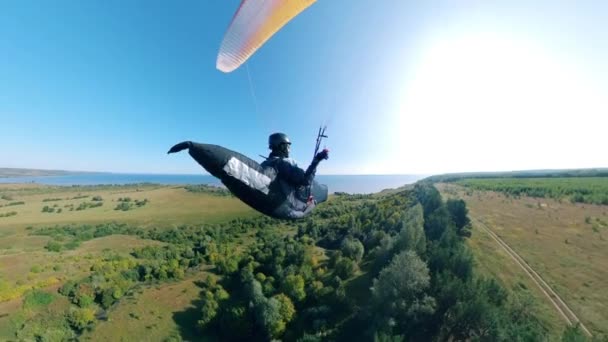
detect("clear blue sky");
top-left (2, 0), bottom-right (606, 175)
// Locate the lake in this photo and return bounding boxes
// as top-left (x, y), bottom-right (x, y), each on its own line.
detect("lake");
top-left (0, 173), bottom-right (426, 194)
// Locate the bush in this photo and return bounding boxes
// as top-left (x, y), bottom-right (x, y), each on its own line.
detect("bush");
top-left (23, 289), bottom-right (55, 309)
top-left (335, 258), bottom-right (358, 279)
top-left (46, 241), bottom-right (63, 252)
top-left (67, 307), bottom-right (96, 331)
top-left (114, 202), bottom-right (132, 211)
top-left (341, 237), bottom-right (364, 263)
top-left (0, 211), bottom-right (17, 217)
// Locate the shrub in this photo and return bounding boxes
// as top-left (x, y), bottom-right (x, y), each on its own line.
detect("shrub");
top-left (23, 289), bottom-right (55, 309)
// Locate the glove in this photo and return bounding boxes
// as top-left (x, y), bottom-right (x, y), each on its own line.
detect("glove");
top-left (314, 148), bottom-right (329, 162)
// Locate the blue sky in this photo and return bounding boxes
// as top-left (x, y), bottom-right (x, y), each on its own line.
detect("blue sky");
top-left (1, 0), bottom-right (606, 175)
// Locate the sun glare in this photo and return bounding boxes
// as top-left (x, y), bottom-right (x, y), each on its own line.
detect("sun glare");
top-left (391, 33), bottom-right (606, 174)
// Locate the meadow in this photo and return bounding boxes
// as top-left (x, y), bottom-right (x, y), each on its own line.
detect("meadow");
top-left (0, 180), bottom-right (597, 341)
top-left (438, 180), bottom-right (608, 336)
top-left (0, 183), bottom-right (256, 340)
top-left (455, 177), bottom-right (608, 205)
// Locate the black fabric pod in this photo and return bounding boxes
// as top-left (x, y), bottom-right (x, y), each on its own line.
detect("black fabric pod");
top-left (168, 141), bottom-right (327, 219)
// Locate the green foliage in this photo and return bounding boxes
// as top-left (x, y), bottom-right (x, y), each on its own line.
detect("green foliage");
top-left (456, 177), bottom-right (608, 205)
top-left (371, 250), bottom-right (435, 334)
top-left (46, 240), bottom-right (63, 252)
top-left (42, 205), bottom-right (55, 213)
top-left (64, 239), bottom-right (81, 250)
top-left (67, 307), bottom-right (96, 331)
top-left (446, 199), bottom-right (471, 237)
top-left (274, 293), bottom-right (296, 324)
top-left (185, 184), bottom-right (232, 196)
top-left (24, 184), bottom-right (556, 341)
top-left (425, 206), bottom-right (452, 241)
top-left (15, 311), bottom-right (75, 341)
top-left (43, 197), bottom-right (63, 202)
top-left (76, 201), bottom-right (103, 210)
top-left (114, 198), bottom-right (148, 211)
top-left (23, 289), bottom-right (55, 309)
top-left (198, 290), bottom-right (219, 329)
top-left (374, 332), bottom-right (405, 342)
top-left (341, 236), bottom-right (364, 263)
top-left (335, 257), bottom-right (358, 279)
top-left (394, 203), bottom-right (426, 255)
top-left (6, 201), bottom-right (25, 206)
top-left (0, 210), bottom-right (17, 217)
top-left (282, 274), bottom-right (306, 302)
top-left (561, 324), bottom-right (590, 342)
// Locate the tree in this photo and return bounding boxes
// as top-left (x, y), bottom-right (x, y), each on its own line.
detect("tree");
top-left (335, 257), bottom-right (358, 279)
top-left (424, 206), bottom-right (452, 241)
top-left (99, 288), bottom-right (116, 309)
top-left (371, 250), bottom-right (435, 336)
top-left (219, 304), bottom-right (253, 339)
top-left (341, 237), bottom-right (364, 263)
top-left (67, 307), bottom-right (96, 331)
top-left (258, 297), bottom-right (285, 339)
top-left (273, 293), bottom-right (296, 323)
top-left (198, 290), bottom-right (219, 329)
top-left (395, 204), bottom-right (426, 254)
top-left (446, 199), bottom-right (472, 237)
top-left (282, 274), bottom-right (306, 302)
top-left (414, 183), bottom-right (442, 216)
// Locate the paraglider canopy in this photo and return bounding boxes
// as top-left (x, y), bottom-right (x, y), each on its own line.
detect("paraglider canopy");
top-left (216, 0), bottom-right (317, 73)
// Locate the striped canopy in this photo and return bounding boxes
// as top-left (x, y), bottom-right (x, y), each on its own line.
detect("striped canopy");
top-left (216, 0), bottom-right (317, 73)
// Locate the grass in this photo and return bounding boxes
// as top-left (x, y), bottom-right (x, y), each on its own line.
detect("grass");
top-left (81, 275), bottom-right (215, 342)
top-left (0, 184), bottom-right (256, 229)
top-left (438, 182), bottom-right (608, 336)
top-left (463, 216), bottom-right (563, 339)
top-left (455, 177), bottom-right (608, 205)
top-left (0, 183), bottom-right (260, 339)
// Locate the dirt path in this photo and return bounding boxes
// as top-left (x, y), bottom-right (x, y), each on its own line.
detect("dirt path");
top-left (471, 217), bottom-right (592, 337)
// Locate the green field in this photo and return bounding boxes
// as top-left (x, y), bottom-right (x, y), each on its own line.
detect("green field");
top-left (0, 183), bottom-right (259, 340)
top-left (455, 177), bottom-right (608, 205)
top-left (0, 181), bottom-right (595, 341)
top-left (438, 181), bottom-right (608, 336)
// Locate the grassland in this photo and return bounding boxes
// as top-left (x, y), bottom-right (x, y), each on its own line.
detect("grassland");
top-left (80, 274), bottom-right (214, 342)
top-left (0, 183), bottom-right (255, 229)
top-left (0, 183), bottom-right (259, 340)
top-left (2, 177), bottom-right (603, 340)
top-left (455, 177), bottom-right (608, 205)
top-left (438, 182), bottom-right (608, 336)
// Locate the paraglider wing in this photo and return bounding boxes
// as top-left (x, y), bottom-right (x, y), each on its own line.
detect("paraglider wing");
top-left (216, 0), bottom-right (317, 73)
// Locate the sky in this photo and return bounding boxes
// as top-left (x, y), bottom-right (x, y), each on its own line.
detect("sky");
top-left (1, 0), bottom-right (606, 175)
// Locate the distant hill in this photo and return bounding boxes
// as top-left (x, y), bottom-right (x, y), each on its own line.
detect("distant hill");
top-left (0, 168), bottom-right (94, 178)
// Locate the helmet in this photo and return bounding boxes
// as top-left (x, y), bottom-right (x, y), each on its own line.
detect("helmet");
top-left (268, 133), bottom-right (291, 150)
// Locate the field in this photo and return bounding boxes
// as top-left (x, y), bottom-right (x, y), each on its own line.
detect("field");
top-left (0, 183), bottom-right (258, 340)
top-left (2, 178), bottom-right (603, 341)
top-left (80, 274), bottom-right (214, 342)
top-left (455, 177), bottom-right (608, 205)
top-left (0, 183), bottom-right (255, 228)
top-left (438, 180), bottom-right (608, 336)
